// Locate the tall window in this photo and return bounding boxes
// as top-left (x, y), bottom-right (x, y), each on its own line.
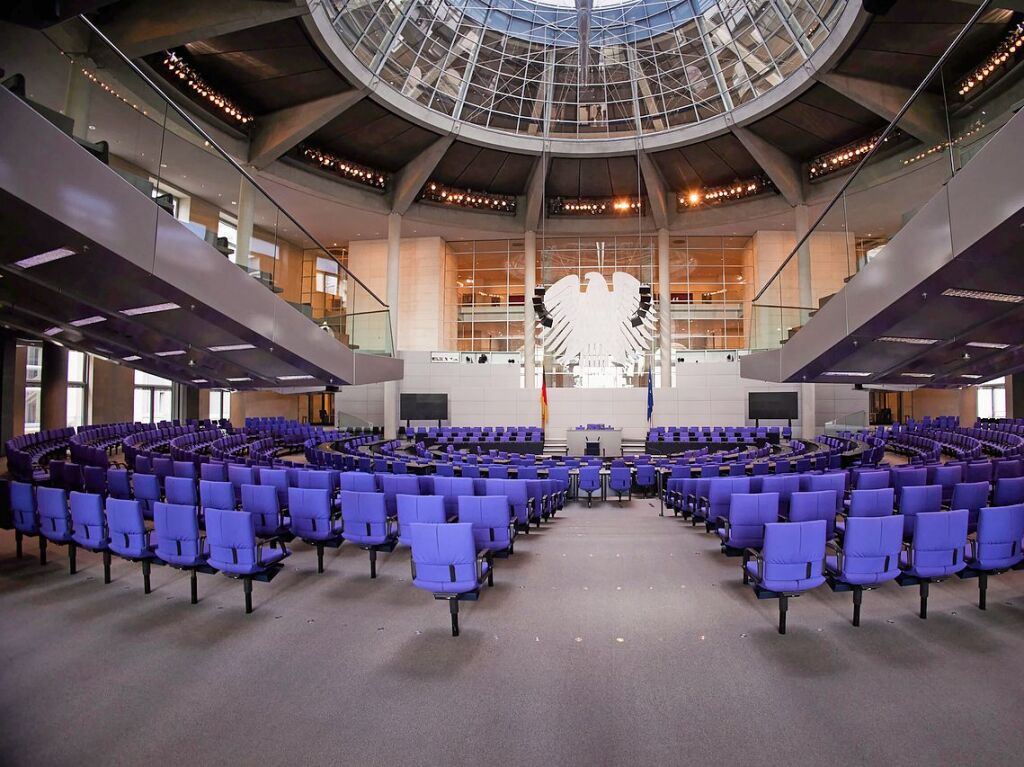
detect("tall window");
top-left (66, 350), bottom-right (88, 429)
top-left (134, 371), bottom-right (172, 424)
top-left (210, 390), bottom-right (231, 421)
top-left (977, 377), bottom-right (1007, 420)
top-left (24, 345), bottom-right (42, 434)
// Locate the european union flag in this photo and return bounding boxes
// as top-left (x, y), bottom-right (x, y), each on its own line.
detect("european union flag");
top-left (647, 368), bottom-right (654, 424)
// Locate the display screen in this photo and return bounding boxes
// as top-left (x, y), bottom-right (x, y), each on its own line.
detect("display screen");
top-left (400, 393), bottom-right (449, 420)
top-left (748, 392), bottom-right (798, 420)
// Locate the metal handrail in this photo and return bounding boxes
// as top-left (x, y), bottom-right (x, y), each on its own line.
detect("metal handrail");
top-left (78, 14), bottom-right (389, 310)
top-left (751, 0), bottom-right (993, 304)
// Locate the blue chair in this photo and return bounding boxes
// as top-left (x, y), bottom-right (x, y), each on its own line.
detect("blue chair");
top-left (258, 468), bottom-right (290, 510)
top-left (227, 464), bottom-right (255, 504)
top-left (396, 494), bottom-right (447, 547)
top-left (409, 522), bottom-right (493, 636)
top-left (898, 484), bottom-right (943, 539)
top-left (380, 475), bottom-right (420, 517)
top-left (839, 487), bottom-right (895, 536)
top-left (608, 467), bottom-right (632, 503)
top-left (10, 481), bottom-right (43, 563)
top-left (700, 477), bottom-right (750, 532)
top-left (430, 476), bottom-right (474, 521)
top-left (38, 487), bottom-right (75, 573)
top-left (892, 467), bottom-right (928, 502)
top-left (164, 476), bottom-right (197, 507)
top-left (205, 508), bottom-right (290, 614)
top-left (635, 464), bottom-right (657, 497)
top-left (200, 462), bottom-right (227, 483)
top-left (340, 471), bottom-right (376, 493)
top-left (744, 520), bottom-right (827, 635)
top-left (488, 465), bottom-right (509, 480)
top-left (578, 466), bottom-right (601, 507)
top-left (760, 475), bottom-right (800, 517)
top-left (133, 473), bottom-right (162, 518)
top-left (717, 493), bottom-right (778, 554)
top-left (960, 504), bottom-right (1024, 610)
top-left (288, 487), bottom-right (344, 574)
top-left (458, 495), bottom-right (515, 556)
top-left (106, 498), bottom-right (156, 593)
top-left (241, 484), bottom-right (291, 539)
top-left (897, 509), bottom-right (969, 619)
top-left (152, 501), bottom-right (214, 604)
top-left (825, 515), bottom-right (903, 626)
top-left (106, 468), bottom-right (131, 500)
top-left (83, 466), bottom-right (107, 495)
top-left (994, 476), bottom-right (1024, 506)
top-left (517, 466), bottom-right (539, 480)
top-left (787, 490), bottom-right (838, 540)
top-left (200, 480), bottom-right (235, 515)
top-left (70, 491), bottom-right (111, 583)
top-left (852, 470), bottom-right (889, 492)
top-left (930, 465), bottom-right (963, 505)
top-left (173, 461), bottom-right (197, 480)
top-left (340, 490), bottom-right (398, 578)
top-left (947, 481), bottom-right (990, 533)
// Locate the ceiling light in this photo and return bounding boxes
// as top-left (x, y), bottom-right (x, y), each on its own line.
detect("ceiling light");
top-left (43, 326), bottom-right (62, 336)
top-left (961, 374), bottom-right (983, 379)
top-left (277, 374), bottom-right (315, 381)
top-left (876, 336), bottom-right (938, 345)
top-left (966, 341), bottom-right (1011, 349)
top-left (822, 371), bottom-right (873, 377)
top-left (208, 343), bottom-right (255, 352)
top-left (70, 316), bottom-right (106, 327)
top-left (154, 350), bottom-right (186, 357)
top-left (14, 247), bottom-right (76, 268)
top-left (226, 376), bottom-right (251, 382)
top-left (901, 372), bottom-right (935, 378)
top-left (942, 288), bottom-right (1024, 303)
top-left (122, 355), bottom-right (141, 361)
top-left (120, 302), bottom-right (180, 316)
top-left (191, 378), bottom-right (208, 384)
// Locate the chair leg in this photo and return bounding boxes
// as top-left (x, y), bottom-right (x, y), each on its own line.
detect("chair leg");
top-left (190, 570), bottom-right (198, 604)
top-left (369, 548), bottom-right (377, 579)
top-left (316, 542), bottom-right (325, 574)
top-left (68, 542), bottom-right (77, 575)
top-left (852, 586), bottom-right (863, 627)
top-left (243, 577), bottom-right (253, 614)
top-left (15, 530), bottom-right (22, 559)
top-left (39, 536), bottom-right (47, 566)
top-left (978, 572), bottom-right (988, 610)
top-left (142, 559), bottom-right (151, 594)
top-left (102, 550), bottom-right (111, 584)
top-left (778, 595), bottom-right (789, 635)
top-left (449, 598), bottom-right (460, 637)
top-left (918, 581), bottom-right (929, 619)
top-left (487, 554), bottom-right (494, 587)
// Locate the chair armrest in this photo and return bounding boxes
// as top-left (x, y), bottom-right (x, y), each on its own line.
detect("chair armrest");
top-left (825, 540), bottom-right (843, 574)
top-left (386, 518), bottom-right (398, 537)
top-left (901, 540), bottom-right (913, 568)
top-left (778, 512), bottom-right (790, 522)
top-left (967, 537), bottom-right (978, 561)
top-left (716, 516), bottom-right (729, 535)
top-left (476, 548), bottom-right (492, 582)
top-left (743, 548), bottom-right (763, 581)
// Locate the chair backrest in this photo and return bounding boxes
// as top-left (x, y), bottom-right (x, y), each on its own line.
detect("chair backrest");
top-left (973, 504), bottom-right (1024, 570)
top-left (298, 470), bottom-right (335, 491)
top-left (760, 474), bottom-right (800, 513)
top-left (457, 495), bottom-right (513, 550)
top-left (788, 490), bottom-right (838, 538)
top-left (578, 466), bottom-right (601, 490)
top-left (152, 501), bottom-right (205, 566)
top-left (152, 457), bottom-right (173, 481)
top-left (381, 475), bottom-right (420, 515)
top-left (173, 460), bottom-right (196, 479)
top-left (70, 491), bottom-right (106, 547)
top-left (9, 481), bottom-right (37, 534)
top-left (409, 522), bottom-right (480, 593)
top-left (37, 486), bottom-right (70, 533)
top-left (517, 466), bottom-right (539, 480)
top-left (995, 459), bottom-right (1023, 479)
top-left (840, 515), bottom-right (903, 581)
top-left (993, 476), bottom-right (1024, 507)
top-left (227, 464), bottom-right (255, 492)
top-left (258, 468), bottom-right (290, 506)
top-left (708, 477), bottom-right (751, 518)
top-left (609, 466), bottom-right (631, 489)
top-left (205, 508), bottom-right (260, 574)
top-left (636, 465), bottom-right (656, 485)
top-left (489, 465), bottom-right (509, 479)
top-left (892, 467), bottom-right (927, 500)
top-left (724, 492), bottom-right (779, 547)
top-left (133, 473), bottom-right (161, 501)
top-left (806, 474), bottom-right (845, 510)
top-left (241, 483), bottom-right (282, 534)
top-left (83, 465), bottom-right (107, 494)
top-left (854, 470), bottom-right (890, 491)
top-left (950, 481), bottom-right (992, 529)
top-left (849, 487), bottom-right (895, 518)
top-left (164, 476), bottom-right (197, 506)
top-left (340, 471), bottom-right (376, 492)
top-left (906, 510), bottom-right (968, 577)
top-left (287, 487), bottom-right (334, 540)
top-left (759, 520), bottom-right (827, 591)
top-left (396, 494), bottom-right (447, 545)
top-left (340, 490), bottom-right (391, 544)
top-left (106, 498), bottom-right (149, 558)
top-left (200, 480), bottom-right (235, 511)
top-left (899, 485), bottom-right (943, 536)
top-left (106, 468), bottom-right (131, 499)
top-left (964, 461), bottom-right (993, 484)
top-left (200, 462), bottom-right (228, 483)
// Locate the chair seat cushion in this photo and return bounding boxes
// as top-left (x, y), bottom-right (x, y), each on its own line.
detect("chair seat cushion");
top-left (745, 561), bottom-right (825, 593)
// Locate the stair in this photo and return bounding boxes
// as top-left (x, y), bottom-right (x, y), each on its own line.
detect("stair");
top-left (622, 438), bottom-right (647, 456)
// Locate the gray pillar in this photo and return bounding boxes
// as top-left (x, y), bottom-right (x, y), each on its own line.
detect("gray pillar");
top-left (795, 205), bottom-right (813, 311)
top-left (64, 56), bottom-right (91, 141)
top-left (41, 343), bottom-right (68, 431)
top-left (800, 382), bottom-right (817, 441)
top-left (658, 228), bottom-right (672, 387)
top-left (235, 178), bottom-right (256, 268)
top-left (524, 230), bottom-right (537, 390)
top-left (172, 382), bottom-right (200, 422)
top-left (0, 332), bottom-right (16, 453)
top-left (384, 213), bottom-right (402, 438)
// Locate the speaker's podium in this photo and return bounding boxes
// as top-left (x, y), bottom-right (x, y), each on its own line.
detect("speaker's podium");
top-left (566, 426), bottom-right (622, 457)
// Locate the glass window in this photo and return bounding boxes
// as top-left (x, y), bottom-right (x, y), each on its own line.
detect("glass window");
top-left (134, 370), bottom-right (173, 424)
top-left (66, 350), bottom-right (88, 429)
top-left (210, 390), bottom-right (231, 421)
top-left (977, 377), bottom-right (1006, 420)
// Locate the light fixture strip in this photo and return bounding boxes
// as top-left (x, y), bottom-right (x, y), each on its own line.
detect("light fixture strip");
top-left (942, 288), bottom-right (1024, 304)
top-left (120, 302), bottom-right (180, 316)
top-left (14, 247), bottom-right (76, 269)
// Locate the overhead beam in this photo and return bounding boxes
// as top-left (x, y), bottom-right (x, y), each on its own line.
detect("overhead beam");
top-left (96, 0), bottom-right (306, 58)
top-left (523, 154), bottom-right (547, 232)
top-left (731, 125), bottom-right (805, 206)
top-left (818, 72), bottom-right (949, 146)
top-left (637, 150), bottom-right (670, 230)
top-left (950, 0), bottom-right (1024, 12)
top-left (390, 135), bottom-right (455, 215)
top-left (249, 90), bottom-right (364, 169)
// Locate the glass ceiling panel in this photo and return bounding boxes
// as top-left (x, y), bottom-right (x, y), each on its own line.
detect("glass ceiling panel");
top-left (330, 0), bottom-right (847, 139)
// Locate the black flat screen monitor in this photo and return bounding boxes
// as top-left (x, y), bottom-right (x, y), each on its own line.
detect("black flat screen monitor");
top-left (748, 392), bottom-right (798, 421)
top-left (401, 393), bottom-right (449, 421)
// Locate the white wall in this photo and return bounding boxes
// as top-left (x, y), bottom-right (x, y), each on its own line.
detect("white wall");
top-left (336, 353), bottom-right (868, 440)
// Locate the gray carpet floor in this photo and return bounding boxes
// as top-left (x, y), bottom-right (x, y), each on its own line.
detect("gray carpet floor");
top-left (1, 496), bottom-right (1023, 767)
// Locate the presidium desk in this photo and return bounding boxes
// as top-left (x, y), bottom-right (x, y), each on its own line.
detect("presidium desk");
top-left (566, 427), bottom-right (623, 457)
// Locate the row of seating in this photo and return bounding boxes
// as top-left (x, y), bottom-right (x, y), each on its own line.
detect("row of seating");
top-left (5, 426), bottom-right (76, 482)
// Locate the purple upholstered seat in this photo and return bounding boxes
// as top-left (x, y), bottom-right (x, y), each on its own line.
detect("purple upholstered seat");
top-left (824, 514), bottom-right (903, 626)
top-left (717, 492), bottom-right (778, 551)
top-left (898, 484), bottom-right (943, 538)
top-left (205, 508), bottom-right (289, 613)
top-left (409, 522), bottom-right (492, 635)
top-left (744, 520), bottom-right (827, 634)
top-left (396, 494), bottom-right (447, 547)
top-left (164, 476), bottom-right (197, 507)
top-left (10, 481), bottom-right (41, 561)
top-left (608, 467), bottom-right (632, 502)
top-left (948, 481), bottom-right (991, 532)
top-left (788, 490), bottom-right (838, 540)
top-left (897, 509), bottom-right (968, 618)
top-left (288, 487), bottom-right (343, 573)
top-left (153, 502), bottom-right (209, 568)
top-left (380, 475), bottom-right (420, 517)
top-left (340, 490), bottom-right (398, 578)
top-left (200, 480), bottom-right (235, 514)
top-left (458, 495), bottom-right (515, 554)
top-left (241, 483), bottom-right (290, 538)
top-left (430, 476), bottom-right (475, 520)
top-left (340, 471), bottom-right (376, 493)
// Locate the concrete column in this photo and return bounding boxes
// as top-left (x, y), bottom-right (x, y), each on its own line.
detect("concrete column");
top-left (64, 56), bottom-right (91, 141)
top-left (41, 343), bottom-right (69, 431)
top-left (524, 230), bottom-right (537, 389)
top-left (800, 382), bottom-right (817, 441)
top-left (234, 178), bottom-right (256, 268)
top-left (794, 204), bottom-right (813, 311)
top-left (384, 212), bottom-right (402, 439)
top-left (657, 228), bottom-right (672, 387)
top-left (0, 332), bottom-right (16, 454)
top-left (172, 382), bottom-right (200, 422)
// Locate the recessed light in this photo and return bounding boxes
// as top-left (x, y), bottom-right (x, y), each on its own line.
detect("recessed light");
top-left (961, 374), bottom-right (983, 379)
top-left (876, 336), bottom-right (938, 345)
top-left (822, 371), bottom-right (872, 377)
top-left (966, 341), bottom-right (1011, 349)
top-left (191, 378), bottom-right (208, 384)
top-left (226, 376), bottom-right (252, 382)
top-left (14, 247), bottom-right (76, 268)
top-left (208, 343), bottom-right (255, 352)
top-left (43, 326), bottom-right (62, 336)
top-left (160, 163), bottom-right (168, 168)
top-left (942, 288), bottom-right (1024, 303)
top-left (901, 372), bottom-right (934, 378)
top-left (88, 124), bottom-right (96, 130)
top-left (122, 355), bottom-right (141, 361)
top-left (277, 374), bottom-right (315, 381)
top-left (69, 316), bottom-right (106, 327)
top-left (154, 350), bottom-right (185, 357)
top-left (120, 302), bottom-right (180, 316)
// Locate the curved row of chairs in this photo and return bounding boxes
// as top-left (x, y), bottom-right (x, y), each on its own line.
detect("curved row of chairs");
top-left (5, 427), bottom-right (76, 482)
top-left (664, 461), bottom-right (1024, 633)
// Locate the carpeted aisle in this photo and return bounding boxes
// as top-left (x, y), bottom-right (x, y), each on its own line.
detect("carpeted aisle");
top-left (1, 498), bottom-right (1023, 766)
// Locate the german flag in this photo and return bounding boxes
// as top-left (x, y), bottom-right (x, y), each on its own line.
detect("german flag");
top-left (540, 367), bottom-right (549, 430)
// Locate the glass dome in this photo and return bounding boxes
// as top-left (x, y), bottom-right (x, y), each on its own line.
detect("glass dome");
top-left (329, 0), bottom-right (848, 139)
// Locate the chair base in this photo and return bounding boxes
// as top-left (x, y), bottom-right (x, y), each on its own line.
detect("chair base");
top-left (358, 539), bottom-right (398, 579)
top-left (895, 573), bottom-right (942, 619)
top-left (303, 536), bottom-right (344, 574)
top-left (433, 590), bottom-right (481, 637)
top-left (750, 583), bottom-right (803, 635)
top-left (958, 567), bottom-right (1013, 610)
top-left (222, 564), bottom-right (284, 613)
top-left (151, 560), bottom-right (217, 603)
